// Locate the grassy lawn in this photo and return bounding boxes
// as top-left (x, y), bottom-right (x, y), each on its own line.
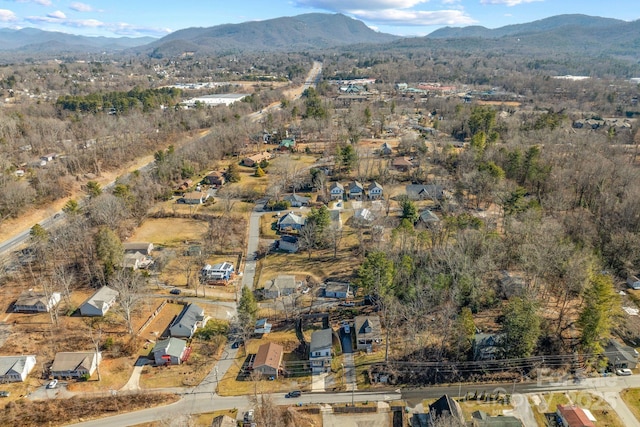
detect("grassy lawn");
top-left (260, 214), bottom-right (280, 239)
top-left (259, 247), bottom-right (359, 285)
top-left (458, 399), bottom-right (514, 419)
top-left (194, 409), bottom-right (238, 427)
top-left (621, 388), bottom-right (640, 422)
top-left (354, 350), bottom-right (386, 389)
top-left (66, 356), bottom-right (136, 392)
top-left (128, 218), bottom-right (209, 247)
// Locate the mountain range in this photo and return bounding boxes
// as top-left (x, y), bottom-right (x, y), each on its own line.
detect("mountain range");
top-left (0, 13), bottom-right (638, 59)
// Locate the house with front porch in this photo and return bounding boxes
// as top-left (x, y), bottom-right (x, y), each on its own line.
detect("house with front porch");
top-left (310, 329), bottom-right (333, 374)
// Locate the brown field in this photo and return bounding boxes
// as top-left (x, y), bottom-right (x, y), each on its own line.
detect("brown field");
top-left (66, 356), bottom-right (136, 392)
top-left (476, 100), bottom-right (522, 107)
top-left (127, 218), bottom-right (208, 247)
top-left (139, 302), bottom-right (185, 342)
top-left (259, 247), bottom-right (358, 285)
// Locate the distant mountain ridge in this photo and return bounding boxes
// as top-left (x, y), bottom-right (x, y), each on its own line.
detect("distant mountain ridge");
top-left (141, 13), bottom-right (400, 57)
top-left (427, 14), bottom-right (626, 39)
top-left (0, 28), bottom-right (155, 53)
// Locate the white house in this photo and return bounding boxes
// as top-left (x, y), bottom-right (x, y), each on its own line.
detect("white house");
top-left (123, 242), bottom-right (154, 255)
top-left (347, 181), bottom-right (364, 199)
top-left (278, 212), bottom-right (305, 232)
top-left (169, 304), bottom-right (205, 338)
top-left (50, 352), bottom-right (101, 379)
top-left (79, 286), bottom-right (119, 317)
top-left (324, 282), bottom-right (352, 299)
top-left (278, 235), bottom-right (299, 253)
top-left (0, 355), bottom-right (36, 382)
top-left (14, 290), bottom-right (61, 313)
top-left (329, 182), bottom-right (344, 200)
top-left (310, 329), bottom-right (333, 374)
top-left (201, 262), bottom-right (235, 283)
top-left (153, 337), bottom-right (188, 365)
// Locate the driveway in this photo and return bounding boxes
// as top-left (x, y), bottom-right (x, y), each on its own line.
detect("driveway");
top-left (339, 328), bottom-right (353, 354)
top-left (241, 208), bottom-right (266, 291)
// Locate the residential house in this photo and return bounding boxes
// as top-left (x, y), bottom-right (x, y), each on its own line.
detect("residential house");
top-left (499, 271), bottom-right (527, 299)
top-left (153, 337), bottom-right (188, 366)
top-left (79, 286), bottom-right (119, 317)
top-left (470, 411), bottom-right (523, 427)
top-left (473, 333), bottom-right (503, 361)
top-left (310, 329), bottom-right (333, 374)
top-left (426, 394), bottom-right (465, 426)
top-left (379, 142), bottom-right (393, 156)
top-left (178, 179), bottom-right (193, 191)
top-left (283, 193), bottom-right (310, 207)
top-left (279, 139), bottom-right (296, 151)
top-left (329, 182), bottom-right (345, 200)
top-left (243, 152), bottom-right (272, 167)
top-left (211, 415), bottom-right (237, 427)
top-left (556, 404), bottom-right (595, 427)
top-left (169, 303), bottom-right (205, 339)
top-left (355, 315), bottom-right (382, 352)
top-left (201, 262), bottom-right (235, 283)
top-left (180, 191), bottom-right (209, 205)
top-left (123, 242), bottom-right (154, 256)
top-left (419, 209), bottom-right (440, 226)
top-left (392, 157), bottom-right (414, 172)
top-left (348, 181), bottom-right (364, 199)
top-left (278, 235), bottom-right (299, 253)
top-left (0, 355), bottom-right (36, 382)
top-left (252, 342), bottom-right (284, 378)
top-left (278, 212), bottom-right (305, 232)
top-left (254, 318), bottom-right (272, 335)
top-left (405, 184), bottom-right (444, 201)
top-left (14, 290), bottom-right (61, 313)
top-left (351, 208), bottom-right (375, 228)
top-left (367, 181), bottom-right (383, 200)
top-left (324, 282), bottom-right (352, 299)
top-left (122, 252), bottom-right (153, 270)
top-left (263, 280), bottom-right (281, 300)
top-left (50, 351), bottom-right (101, 379)
top-left (203, 171), bottom-right (225, 186)
top-left (604, 339), bottom-right (639, 369)
top-left (628, 275), bottom-right (640, 290)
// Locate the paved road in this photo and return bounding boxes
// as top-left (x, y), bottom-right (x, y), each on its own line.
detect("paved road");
top-left (241, 207), bottom-right (266, 291)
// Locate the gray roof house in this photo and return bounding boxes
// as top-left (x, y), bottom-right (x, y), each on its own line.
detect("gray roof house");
top-left (351, 208), bottom-right (375, 227)
top-left (405, 184), bottom-right (444, 201)
top-left (211, 415), bottom-right (237, 427)
top-left (278, 235), bottom-right (299, 253)
top-left (123, 242), bottom-right (154, 255)
top-left (473, 333), bottom-right (503, 361)
top-left (278, 212), bottom-right (305, 232)
top-left (50, 351), bottom-right (101, 379)
top-left (380, 142), bottom-right (393, 156)
top-left (367, 181), bottom-right (383, 199)
top-left (310, 329), bottom-right (333, 374)
top-left (419, 209), bottom-right (440, 225)
top-left (0, 355), bottom-right (36, 382)
top-left (169, 303), bottom-right (205, 338)
top-left (329, 182), bottom-right (344, 200)
top-left (355, 315), bottom-right (382, 352)
top-left (283, 193), bottom-right (310, 207)
top-left (79, 286), bottom-right (119, 317)
top-left (153, 337), bottom-right (188, 365)
top-left (605, 339), bottom-right (639, 369)
top-left (324, 282), bottom-right (353, 299)
top-left (14, 290), bottom-right (61, 313)
top-left (348, 181), bottom-right (364, 199)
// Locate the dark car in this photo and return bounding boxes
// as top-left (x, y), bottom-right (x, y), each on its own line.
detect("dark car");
top-left (170, 288), bottom-right (181, 295)
top-left (0, 391), bottom-right (9, 397)
top-left (285, 390), bottom-right (301, 398)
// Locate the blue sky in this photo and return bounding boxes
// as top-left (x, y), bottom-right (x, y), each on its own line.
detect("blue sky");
top-left (0, 0), bottom-right (638, 38)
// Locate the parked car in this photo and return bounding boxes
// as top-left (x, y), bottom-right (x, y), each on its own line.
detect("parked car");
top-left (231, 341), bottom-right (244, 349)
top-left (285, 390), bottom-right (302, 398)
top-left (340, 302), bottom-right (355, 307)
top-left (0, 391), bottom-right (10, 397)
top-left (616, 368), bottom-right (633, 376)
top-left (170, 288), bottom-right (181, 295)
top-left (342, 324), bottom-right (350, 334)
top-left (47, 379), bottom-right (58, 389)
top-left (244, 410), bottom-right (254, 422)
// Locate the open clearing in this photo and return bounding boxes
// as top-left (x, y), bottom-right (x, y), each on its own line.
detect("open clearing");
top-left (127, 218), bottom-right (208, 247)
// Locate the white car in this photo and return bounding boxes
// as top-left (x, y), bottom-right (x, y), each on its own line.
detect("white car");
top-left (343, 324), bottom-right (350, 334)
top-left (47, 379), bottom-right (58, 389)
top-left (616, 368), bottom-right (633, 376)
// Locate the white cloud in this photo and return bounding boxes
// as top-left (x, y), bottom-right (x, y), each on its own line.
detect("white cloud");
top-left (441, 0), bottom-right (460, 4)
top-left (47, 10), bottom-right (67, 20)
top-left (0, 9), bottom-right (17, 22)
top-left (12, 0), bottom-right (52, 5)
top-left (69, 2), bottom-right (94, 13)
top-left (480, 0), bottom-right (543, 6)
top-left (294, 0), bottom-right (429, 11)
top-left (352, 9), bottom-right (476, 26)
